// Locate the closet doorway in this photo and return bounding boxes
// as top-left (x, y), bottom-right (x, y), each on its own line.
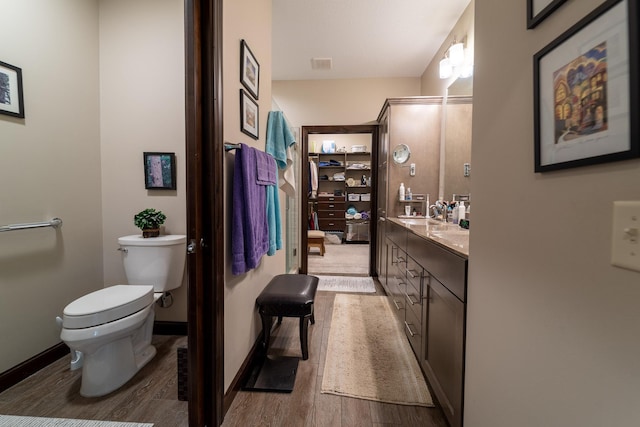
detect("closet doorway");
top-left (300, 125), bottom-right (379, 277)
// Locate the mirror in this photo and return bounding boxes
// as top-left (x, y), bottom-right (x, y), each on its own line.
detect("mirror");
top-left (392, 144), bottom-right (411, 164)
top-left (441, 77), bottom-right (473, 201)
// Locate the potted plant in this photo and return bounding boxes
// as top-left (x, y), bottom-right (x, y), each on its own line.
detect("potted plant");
top-left (134, 208), bottom-right (166, 238)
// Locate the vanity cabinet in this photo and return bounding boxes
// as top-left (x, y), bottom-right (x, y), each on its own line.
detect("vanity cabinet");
top-left (383, 221), bottom-right (468, 427)
top-left (407, 231), bottom-right (467, 427)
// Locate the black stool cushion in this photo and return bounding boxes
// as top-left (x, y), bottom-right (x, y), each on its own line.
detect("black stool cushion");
top-left (257, 274), bottom-right (318, 317)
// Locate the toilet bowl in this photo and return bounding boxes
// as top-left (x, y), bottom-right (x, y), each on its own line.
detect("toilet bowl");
top-left (58, 234), bottom-right (186, 397)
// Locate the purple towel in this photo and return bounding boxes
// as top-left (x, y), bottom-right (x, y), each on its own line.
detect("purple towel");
top-left (231, 144), bottom-right (270, 275)
top-left (255, 150), bottom-right (277, 185)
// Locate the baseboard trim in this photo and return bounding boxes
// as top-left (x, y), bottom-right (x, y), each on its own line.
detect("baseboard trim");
top-left (223, 335), bottom-right (262, 416)
top-left (153, 321), bottom-right (188, 335)
top-left (0, 343), bottom-right (69, 394)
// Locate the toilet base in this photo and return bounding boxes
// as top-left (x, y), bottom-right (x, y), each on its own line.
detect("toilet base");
top-left (80, 339), bottom-right (156, 397)
top-left (67, 305), bottom-right (157, 397)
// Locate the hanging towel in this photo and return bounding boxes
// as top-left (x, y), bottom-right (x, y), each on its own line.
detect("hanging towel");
top-left (309, 159), bottom-right (318, 199)
top-left (266, 182), bottom-right (282, 255)
top-left (255, 149), bottom-right (277, 185)
top-left (231, 144), bottom-right (270, 275)
top-left (265, 111), bottom-right (296, 196)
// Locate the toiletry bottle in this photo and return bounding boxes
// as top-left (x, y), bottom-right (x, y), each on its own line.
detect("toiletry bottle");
top-left (452, 202), bottom-right (459, 224)
top-left (406, 187), bottom-right (412, 200)
top-left (399, 183), bottom-right (405, 201)
top-left (458, 201), bottom-right (466, 224)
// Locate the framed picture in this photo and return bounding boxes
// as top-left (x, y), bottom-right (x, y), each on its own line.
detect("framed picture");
top-left (533, 0), bottom-right (638, 172)
top-left (527, 0), bottom-right (568, 29)
top-left (240, 39), bottom-right (259, 99)
top-left (240, 89), bottom-right (259, 139)
top-left (0, 61), bottom-right (25, 118)
top-left (143, 152), bottom-right (177, 190)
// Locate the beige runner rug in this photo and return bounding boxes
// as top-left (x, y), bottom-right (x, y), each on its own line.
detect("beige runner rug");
top-left (321, 294), bottom-right (433, 406)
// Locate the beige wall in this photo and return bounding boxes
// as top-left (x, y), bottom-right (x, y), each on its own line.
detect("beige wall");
top-left (223, 0), bottom-right (280, 392)
top-left (421, 0), bottom-right (475, 97)
top-left (272, 78), bottom-right (421, 126)
top-left (99, 0), bottom-right (187, 322)
top-left (0, 0), bottom-right (102, 372)
top-left (0, 0), bottom-right (187, 373)
top-left (466, 1), bottom-right (640, 425)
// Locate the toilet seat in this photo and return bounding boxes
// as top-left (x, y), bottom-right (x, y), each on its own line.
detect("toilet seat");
top-left (62, 285), bottom-right (154, 329)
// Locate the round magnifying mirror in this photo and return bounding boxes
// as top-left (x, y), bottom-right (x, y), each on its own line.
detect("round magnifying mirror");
top-left (392, 144), bottom-right (411, 164)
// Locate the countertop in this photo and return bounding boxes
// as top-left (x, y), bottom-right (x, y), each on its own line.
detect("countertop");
top-left (387, 217), bottom-right (469, 258)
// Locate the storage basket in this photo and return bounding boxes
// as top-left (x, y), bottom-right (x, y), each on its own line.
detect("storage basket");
top-left (348, 193), bottom-right (360, 201)
top-left (360, 193), bottom-right (371, 201)
top-left (351, 145), bottom-right (366, 153)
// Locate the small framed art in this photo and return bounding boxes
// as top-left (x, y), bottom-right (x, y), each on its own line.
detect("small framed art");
top-left (144, 152), bottom-right (177, 190)
top-left (240, 89), bottom-right (259, 139)
top-left (0, 60), bottom-right (25, 118)
top-left (527, 0), bottom-right (568, 29)
top-left (240, 39), bottom-right (259, 99)
top-left (533, 0), bottom-right (638, 172)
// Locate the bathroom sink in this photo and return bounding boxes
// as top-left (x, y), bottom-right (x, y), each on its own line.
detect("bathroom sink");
top-left (398, 217), bottom-right (427, 226)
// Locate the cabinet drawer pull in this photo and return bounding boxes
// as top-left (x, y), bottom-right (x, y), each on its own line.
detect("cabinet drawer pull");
top-left (404, 321), bottom-right (416, 337)
top-left (392, 300), bottom-right (402, 310)
top-left (329, 204), bottom-right (335, 208)
top-left (404, 292), bottom-right (418, 305)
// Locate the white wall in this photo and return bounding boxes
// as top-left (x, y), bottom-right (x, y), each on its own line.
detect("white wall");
top-left (272, 78), bottom-right (420, 126)
top-left (466, 1), bottom-right (640, 425)
top-left (421, 0), bottom-right (474, 96)
top-left (223, 0), bottom-right (280, 392)
top-left (0, 0), bottom-right (102, 372)
top-left (0, 0), bottom-right (187, 374)
top-left (99, 0), bottom-right (187, 322)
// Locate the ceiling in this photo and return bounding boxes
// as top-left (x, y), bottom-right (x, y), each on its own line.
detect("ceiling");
top-left (272, 0), bottom-right (471, 81)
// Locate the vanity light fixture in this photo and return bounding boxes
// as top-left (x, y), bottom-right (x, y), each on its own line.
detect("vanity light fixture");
top-left (439, 54), bottom-right (453, 79)
top-left (439, 36), bottom-right (472, 79)
top-left (448, 40), bottom-right (465, 67)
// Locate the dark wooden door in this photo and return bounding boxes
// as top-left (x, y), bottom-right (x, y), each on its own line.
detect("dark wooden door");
top-left (185, 0), bottom-right (224, 426)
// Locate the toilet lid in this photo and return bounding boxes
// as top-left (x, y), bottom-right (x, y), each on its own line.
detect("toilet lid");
top-left (62, 285), bottom-right (154, 329)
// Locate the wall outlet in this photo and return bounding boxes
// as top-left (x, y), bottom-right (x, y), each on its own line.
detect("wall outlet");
top-left (410, 163), bottom-right (416, 176)
top-left (611, 201), bottom-right (640, 272)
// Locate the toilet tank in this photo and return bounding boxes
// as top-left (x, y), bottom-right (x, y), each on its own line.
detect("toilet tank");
top-left (118, 234), bottom-right (187, 292)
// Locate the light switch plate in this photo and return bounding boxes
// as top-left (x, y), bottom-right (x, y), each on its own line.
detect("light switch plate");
top-left (611, 201), bottom-right (640, 272)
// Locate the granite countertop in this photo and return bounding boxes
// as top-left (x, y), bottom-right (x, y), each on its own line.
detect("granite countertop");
top-left (387, 217), bottom-right (469, 258)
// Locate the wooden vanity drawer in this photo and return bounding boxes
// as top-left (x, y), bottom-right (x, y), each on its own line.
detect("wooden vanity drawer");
top-left (404, 299), bottom-right (422, 359)
top-left (318, 201), bottom-right (345, 211)
top-left (405, 255), bottom-right (423, 296)
top-left (318, 218), bottom-right (345, 231)
top-left (317, 210), bottom-right (343, 219)
top-left (318, 195), bottom-right (345, 203)
top-left (407, 232), bottom-right (467, 302)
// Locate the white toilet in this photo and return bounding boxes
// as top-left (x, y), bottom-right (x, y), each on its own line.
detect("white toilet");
top-left (59, 234), bottom-right (186, 397)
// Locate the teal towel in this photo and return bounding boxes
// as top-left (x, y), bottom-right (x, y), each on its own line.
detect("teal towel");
top-left (266, 111), bottom-right (295, 169)
top-left (266, 183), bottom-right (282, 255)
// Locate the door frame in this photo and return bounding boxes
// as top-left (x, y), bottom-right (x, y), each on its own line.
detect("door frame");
top-left (300, 125), bottom-right (379, 276)
top-left (185, 0), bottom-right (224, 426)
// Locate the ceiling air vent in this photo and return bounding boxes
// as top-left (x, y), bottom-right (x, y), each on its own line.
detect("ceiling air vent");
top-left (311, 57), bottom-right (332, 70)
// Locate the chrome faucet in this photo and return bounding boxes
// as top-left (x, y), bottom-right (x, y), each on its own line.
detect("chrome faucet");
top-left (430, 201), bottom-right (447, 221)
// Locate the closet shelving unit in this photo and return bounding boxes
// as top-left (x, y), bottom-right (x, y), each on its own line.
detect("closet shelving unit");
top-left (309, 151), bottom-right (371, 242)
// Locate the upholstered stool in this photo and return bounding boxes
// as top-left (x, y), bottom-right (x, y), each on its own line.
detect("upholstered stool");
top-left (307, 230), bottom-right (325, 256)
top-left (256, 274), bottom-right (319, 360)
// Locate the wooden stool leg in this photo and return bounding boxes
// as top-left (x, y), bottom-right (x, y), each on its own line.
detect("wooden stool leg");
top-left (260, 313), bottom-right (273, 354)
top-left (299, 316), bottom-right (310, 360)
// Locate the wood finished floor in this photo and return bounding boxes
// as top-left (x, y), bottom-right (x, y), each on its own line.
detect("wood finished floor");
top-left (0, 335), bottom-right (189, 427)
top-left (0, 281), bottom-right (447, 427)
top-left (222, 280), bottom-right (448, 427)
